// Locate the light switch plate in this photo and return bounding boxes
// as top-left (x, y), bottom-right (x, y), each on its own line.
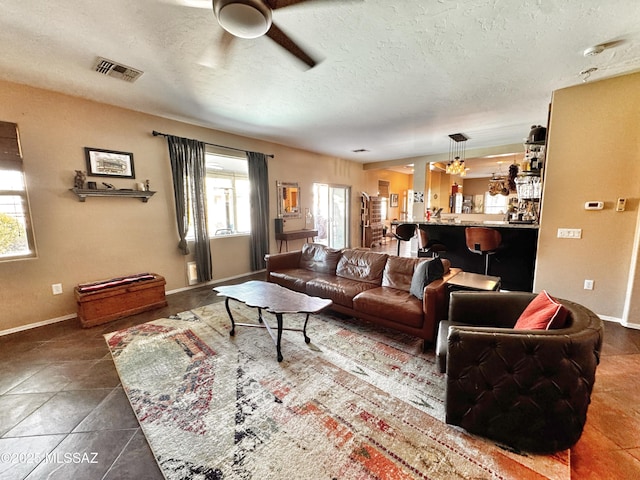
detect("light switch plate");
top-left (557, 228), bottom-right (582, 239)
top-left (616, 198), bottom-right (626, 212)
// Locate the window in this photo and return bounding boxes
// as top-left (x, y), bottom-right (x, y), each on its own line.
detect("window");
top-left (0, 122), bottom-right (36, 261)
top-left (484, 192), bottom-right (510, 214)
top-left (203, 152), bottom-right (250, 236)
top-left (377, 180), bottom-right (390, 221)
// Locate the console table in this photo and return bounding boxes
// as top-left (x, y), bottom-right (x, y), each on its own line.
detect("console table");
top-left (275, 229), bottom-right (318, 252)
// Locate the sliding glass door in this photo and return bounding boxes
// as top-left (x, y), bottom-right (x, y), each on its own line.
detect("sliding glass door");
top-left (312, 183), bottom-right (350, 249)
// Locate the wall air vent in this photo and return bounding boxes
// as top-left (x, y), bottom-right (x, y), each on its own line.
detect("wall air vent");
top-left (93, 57), bottom-right (143, 82)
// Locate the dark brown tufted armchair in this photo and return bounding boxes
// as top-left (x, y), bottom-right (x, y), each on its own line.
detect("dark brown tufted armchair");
top-left (438, 291), bottom-right (603, 453)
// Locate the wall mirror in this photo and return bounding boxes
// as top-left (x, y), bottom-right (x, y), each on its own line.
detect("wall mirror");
top-left (277, 181), bottom-right (301, 218)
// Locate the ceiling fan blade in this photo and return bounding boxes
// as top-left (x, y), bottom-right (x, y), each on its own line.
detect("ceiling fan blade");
top-left (265, 22), bottom-right (317, 68)
top-left (265, 0), bottom-right (315, 10)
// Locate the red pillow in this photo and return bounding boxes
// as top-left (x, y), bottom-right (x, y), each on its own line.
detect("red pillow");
top-left (514, 291), bottom-right (569, 330)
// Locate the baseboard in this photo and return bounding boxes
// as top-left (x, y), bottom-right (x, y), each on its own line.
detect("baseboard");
top-left (599, 315), bottom-right (622, 324)
top-left (622, 320), bottom-right (640, 330)
top-left (166, 270), bottom-right (265, 295)
top-left (598, 315), bottom-right (640, 330)
top-left (1, 270), bottom-right (266, 337)
top-left (0, 313), bottom-right (77, 337)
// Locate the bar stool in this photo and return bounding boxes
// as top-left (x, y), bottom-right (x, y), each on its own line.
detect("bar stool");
top-left (417, 224), bottom-right (447, 258)
top-left (393, 223), bottom-right (416, 256)
top-left (465, 227), bottom-right (502, 275)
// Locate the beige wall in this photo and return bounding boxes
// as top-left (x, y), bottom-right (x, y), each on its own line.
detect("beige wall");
top-left (461, 177), bottom-right (490, 198)
top-left (0, 80), bottom-right (368, 332)
top-left (535, 71), bottom-right (640, 322)
top-left (3, 71), bottom-right (640, 331)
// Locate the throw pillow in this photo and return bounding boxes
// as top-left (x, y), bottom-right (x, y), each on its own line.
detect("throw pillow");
top-left (514, 290), bottom-right (569, 330)
top-left (410, 257), bottom-right (445, 300)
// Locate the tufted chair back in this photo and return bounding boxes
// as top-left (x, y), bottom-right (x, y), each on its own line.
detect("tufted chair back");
top-left (443, 291), bottom-right (603, 453)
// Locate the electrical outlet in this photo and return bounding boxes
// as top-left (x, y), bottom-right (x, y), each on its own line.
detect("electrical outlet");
top-left (557, 228), bottom-right (582, 239)
top-left (51, 283), bottom-right (63, 295)
top-left (584, 279), bottom-right (594, 290)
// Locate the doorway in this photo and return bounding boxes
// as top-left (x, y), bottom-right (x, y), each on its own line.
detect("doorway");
top-left (312, 183), bottom-right (351, 249)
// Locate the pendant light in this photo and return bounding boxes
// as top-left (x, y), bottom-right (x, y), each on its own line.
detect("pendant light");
top-left (446, 133), bottom-right (468, 177)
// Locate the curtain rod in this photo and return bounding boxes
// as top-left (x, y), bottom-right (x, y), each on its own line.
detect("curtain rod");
top-left (152, 130), bottom-right (274, 158)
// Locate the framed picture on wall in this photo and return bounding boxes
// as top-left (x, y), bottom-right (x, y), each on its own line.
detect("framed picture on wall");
top-left (390, 193), bottom-right (399, 207)
top-left (84, 147), bottom-right (135, 178)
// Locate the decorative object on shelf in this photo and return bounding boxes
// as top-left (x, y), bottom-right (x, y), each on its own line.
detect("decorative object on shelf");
top-left (87, 181), bottom-right (97, 189)
top-left (445, 133), bottom-right (468, 177)
top-left (509, 125), bottom-right (546, 224)
top-left (84, 147), bottom-right (135, 178)
top-left (304, 208), bottom-right (314, 229)
top-left (145, 179), bottom-right (150, 191)
top-left (488, 175), bottom-right (509, 196)
top-left (508, 163), bottom-right (519, 192)
top-left (527, 125), bottom-right (547, 144)
top-left (70, 188), bottom-right (156, 203)
top-left (73, 170), bottom-right (86, 189)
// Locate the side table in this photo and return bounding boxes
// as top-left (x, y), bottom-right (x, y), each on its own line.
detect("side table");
top-left (447, 271), bottom-right (501, 293)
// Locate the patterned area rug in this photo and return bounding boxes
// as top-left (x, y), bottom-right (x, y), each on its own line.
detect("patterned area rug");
top-left (105, 301), bottom-right (569, 479)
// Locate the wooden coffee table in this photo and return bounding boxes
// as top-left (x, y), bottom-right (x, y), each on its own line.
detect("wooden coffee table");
top-left (213, 280), bottom-right (332, 362)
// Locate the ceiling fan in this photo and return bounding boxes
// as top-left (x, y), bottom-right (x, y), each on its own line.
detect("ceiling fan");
top-left (212, 0), bottom-right (325, 68)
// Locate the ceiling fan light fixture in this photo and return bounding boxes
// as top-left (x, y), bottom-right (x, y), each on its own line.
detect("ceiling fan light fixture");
top-left (216, 1), bottom-right (272, 39)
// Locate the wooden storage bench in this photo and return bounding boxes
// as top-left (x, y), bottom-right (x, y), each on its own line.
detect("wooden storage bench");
top-left (75, 273), bottom-right (167, 328)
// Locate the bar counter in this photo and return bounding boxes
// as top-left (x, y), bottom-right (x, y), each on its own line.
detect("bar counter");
top-left (394, 221), bottom-right (538, 291)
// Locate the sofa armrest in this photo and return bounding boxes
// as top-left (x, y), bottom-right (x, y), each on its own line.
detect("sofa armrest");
top-left (420, 267), bottom-right (462, 342)
top-left (265, 250), bottom-right (302, 276)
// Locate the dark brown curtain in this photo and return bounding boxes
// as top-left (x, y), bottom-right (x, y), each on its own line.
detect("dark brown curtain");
top-left (246, 151), bottom-right (269, 271)
top-left (166, 135), bottom-right (212, 282)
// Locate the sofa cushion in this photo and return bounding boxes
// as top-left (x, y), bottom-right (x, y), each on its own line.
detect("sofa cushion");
top-left (514, 290), bottom-right (569, 330)
top-left (306, 276), bottom-right (378, 308)
top-left (382, 256), bottom-right (419, 291)
top-left (335, 249), bottom-right (388, 285)
top-left (269, 268), bottom-right (324, 293)
top-left (353, 287), bottom-right (424, 328)
top-left (299, 243), bottom-right (342, 274)
top-left (410, 257), bottom-right (445, 300)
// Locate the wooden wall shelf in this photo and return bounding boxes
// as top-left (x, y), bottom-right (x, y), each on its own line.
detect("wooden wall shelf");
top-left (70, 188), bottom-right (156, 202)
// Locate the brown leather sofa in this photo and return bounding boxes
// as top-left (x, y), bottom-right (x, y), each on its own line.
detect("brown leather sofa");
top-left (439, 291), bottom-right (604, 453)
top-left (265, 243), bottom-right (461, 349)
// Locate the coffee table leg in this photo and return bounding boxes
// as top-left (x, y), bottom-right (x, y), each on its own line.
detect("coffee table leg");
top-left (303, 314), bottom-right (311, 344)
top-left (276, 313), bottom-right (284, 362)
top-left (224, 297), bottom-right (236, 336)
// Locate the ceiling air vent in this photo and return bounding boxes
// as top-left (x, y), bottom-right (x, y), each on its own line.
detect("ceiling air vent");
top-left (93, 57), bottom-right (143, 83)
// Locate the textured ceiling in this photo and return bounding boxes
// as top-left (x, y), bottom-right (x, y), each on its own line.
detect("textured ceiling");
top-left (1, 0), bottom-right (639, 166)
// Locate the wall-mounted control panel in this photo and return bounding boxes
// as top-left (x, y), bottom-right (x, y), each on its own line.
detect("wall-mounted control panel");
top-left (557, 228), bottom-right (582, 239)
top-left (616, 198), bottom-right (626, 212)
top-left (584, 201), bottom-right (604, 210)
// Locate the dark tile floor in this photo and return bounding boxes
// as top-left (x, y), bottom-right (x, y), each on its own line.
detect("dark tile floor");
top-left (1, 256), bottom-right (640, 479)
top-left (0, 275), bottom-right (259, 480)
